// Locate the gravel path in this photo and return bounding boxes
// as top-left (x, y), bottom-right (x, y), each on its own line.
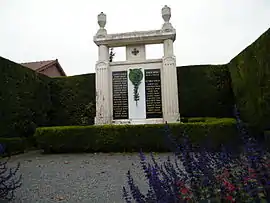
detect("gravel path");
top-left (6, 151), bottom-right (174, 203)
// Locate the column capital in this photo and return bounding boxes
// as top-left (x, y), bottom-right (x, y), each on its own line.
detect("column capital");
top-left (95, 61), bottom-right (109, 72)
top-left (162, 56), bottom-right (176, 70)
top-left (162, 56), bottom-right (176, 61)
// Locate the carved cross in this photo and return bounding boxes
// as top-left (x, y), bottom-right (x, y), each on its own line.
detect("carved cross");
top-left (131, 48), bottom-right (139, 56)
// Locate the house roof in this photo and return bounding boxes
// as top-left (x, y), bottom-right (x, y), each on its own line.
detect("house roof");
top-left (21, 59), bottom-right (66, 76)
top-left (21, 60), bottom-right (55, 71)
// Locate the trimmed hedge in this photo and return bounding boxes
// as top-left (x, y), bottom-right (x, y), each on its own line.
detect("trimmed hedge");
top-left (35, 118), bottom-right (238, 153)
top-left (182, 117), bottom-right (222, 123)
top-left (48, 66), bottom-right (234, 126)
top-left (228, 28), bottom-right (270, 131)
top-left (0, 57), bottom-right (96, 142)
top-left (48, 73), bottom-right (96, 126)
top-left (3, 28), bottom-right (270, 141)
top-left (0, 137), bottom-right (25, 156)
top-left (0, 56), bottom-right (235, 141)
top-left (177, 65), bottom-right (234, 118)
top-left (47, 65), bottom-right (235, 127)
top-left (0, 57), bottom-right (51, 138)
top-left (48, 65), bottom-right (235, 123)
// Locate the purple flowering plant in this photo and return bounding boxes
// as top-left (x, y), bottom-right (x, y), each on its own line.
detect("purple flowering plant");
top-left (122, 106), bottom-right (270, 203)
top-left (0, 143), bottom-right (22, 201)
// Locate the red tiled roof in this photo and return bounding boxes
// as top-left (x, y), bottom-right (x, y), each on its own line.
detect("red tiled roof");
top-left (21, 60), bottom-right (56, 71)
top-left (20, 59), bottom-right (66, 76)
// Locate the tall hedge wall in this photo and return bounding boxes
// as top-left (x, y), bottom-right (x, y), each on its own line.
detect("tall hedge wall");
top-left (1, 55), bottom-right (235, 139)
top-left (48, 73), bottom-right (96, 126)
top-left (177, 65), bottom-right (234, 117)
top-left (47, 65), bottom-right (234, 124)
top-left (0, 57), bottom-right (96, 138)
top-left (228, 28), bottom-right (270, 130)
top-left (2, 28), bottom-right (270, 140)
top-left (0, 57), bottom-right (51, 138)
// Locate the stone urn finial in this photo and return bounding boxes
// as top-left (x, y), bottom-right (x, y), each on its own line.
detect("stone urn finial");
top-left (161, 5), bottom-right (173, 30)
top-left (96, 12), bottom-right (107, 37)
top-left (98, 12), bottom-right (106, 29)
top-left (162, 5), bottom-right (171, 23)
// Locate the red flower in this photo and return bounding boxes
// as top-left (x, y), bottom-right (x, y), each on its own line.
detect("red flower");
top-left (217, 169), bottom-right (231, 181)
top-left (176, 181), bottom-right (192, 201)
top-left (226, 195), bottom-right (235, 202)
top-left (180, 187), bottom-right (189, 195)
top-left (223, 180), bottom-right (236, 192)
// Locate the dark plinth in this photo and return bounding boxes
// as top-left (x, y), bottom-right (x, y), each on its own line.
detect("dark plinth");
top-left (112, 71), bottom-right (129, 119)
top-left (145, 69), bottom-right (163, 118)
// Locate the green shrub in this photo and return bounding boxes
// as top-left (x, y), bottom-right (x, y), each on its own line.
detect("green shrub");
top-left (35, 118), bottom-right (238, 153)
top-left (2, 28), bottom-right (270, 140)
top-left (0, 57), bottom-right (96, 139)
top-left (0, 57), bottom-right (51, 138)
top-left (47, 65), bottom-right (234, 127)
top-left (186, 117), bottom-right (220, 123)
top-left (0, 137), bottom-right (25, 156)
top-left (0, 56), bottom-right (235, 140)
top-left (177, 65), bottom-right (234, 118)
top-left (48, 73), bottom-right (96, 126)
top-left (229, 28), bottom-right (270, 130)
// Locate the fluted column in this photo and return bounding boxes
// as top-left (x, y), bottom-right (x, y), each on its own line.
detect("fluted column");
top-left (161, 6), bottom-right (180, 123)
top-left (94, 12), bottom-right (111, 125)
top-left (161, 55), bottom-right (179, 123)
top-left (95, 45), bottom-right (111, 125)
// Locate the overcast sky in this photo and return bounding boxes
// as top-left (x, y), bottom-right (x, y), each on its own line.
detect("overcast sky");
top-left (0, 0), bottom-right (269, 76)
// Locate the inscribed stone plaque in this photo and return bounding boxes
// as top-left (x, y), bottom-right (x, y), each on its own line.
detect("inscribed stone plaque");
top-left (145, 69), bottom-right (162, 118)
top-left (112, 71), bottom-right (129, 119)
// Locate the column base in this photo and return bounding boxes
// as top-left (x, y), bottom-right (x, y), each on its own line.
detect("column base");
top-left (111, 118), bottom-right (164, 125)
top-left (163, 113), bottom-right (180, 123)
top-left (94, 116), bottom-right (111, 125)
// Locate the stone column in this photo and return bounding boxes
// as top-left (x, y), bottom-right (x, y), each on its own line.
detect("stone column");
top-left (161, 5), bottom-right (180, 123)
top-left (95, 12), bottom-right (111, 125)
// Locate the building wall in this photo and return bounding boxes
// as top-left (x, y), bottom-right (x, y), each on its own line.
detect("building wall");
top-left (39, 65), bottom-right (63, 77)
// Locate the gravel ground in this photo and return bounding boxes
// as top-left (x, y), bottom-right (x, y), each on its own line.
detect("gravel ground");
top-left (6, 151), bottom-right (174, 203)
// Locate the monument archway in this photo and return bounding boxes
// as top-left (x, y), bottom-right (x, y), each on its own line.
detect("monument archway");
top-left (94, 5), bottom-right (180, 125)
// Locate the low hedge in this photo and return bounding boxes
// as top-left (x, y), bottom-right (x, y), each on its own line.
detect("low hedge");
top-left (0, 137), bottom-right (25, 156)
top-left (181, 117), bottom-right (221, 123)
top-left (35, 118), bottom-right (239, 153)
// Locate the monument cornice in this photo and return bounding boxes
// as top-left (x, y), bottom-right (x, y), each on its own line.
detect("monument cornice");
top-left (110, 59), bottom-right (162, 66)
top-left (94, 29), bottom-right (176, 47)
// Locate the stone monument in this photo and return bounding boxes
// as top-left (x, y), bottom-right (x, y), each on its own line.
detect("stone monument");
top-left (94, 5), bottom-right (180, 125)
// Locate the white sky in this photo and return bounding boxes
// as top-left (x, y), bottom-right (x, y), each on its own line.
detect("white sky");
top-left (0, 0), bottom-right (269, 76)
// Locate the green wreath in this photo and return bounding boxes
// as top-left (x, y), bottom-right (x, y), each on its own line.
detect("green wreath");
top-left (129, 68), bottom-right (143, 106)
